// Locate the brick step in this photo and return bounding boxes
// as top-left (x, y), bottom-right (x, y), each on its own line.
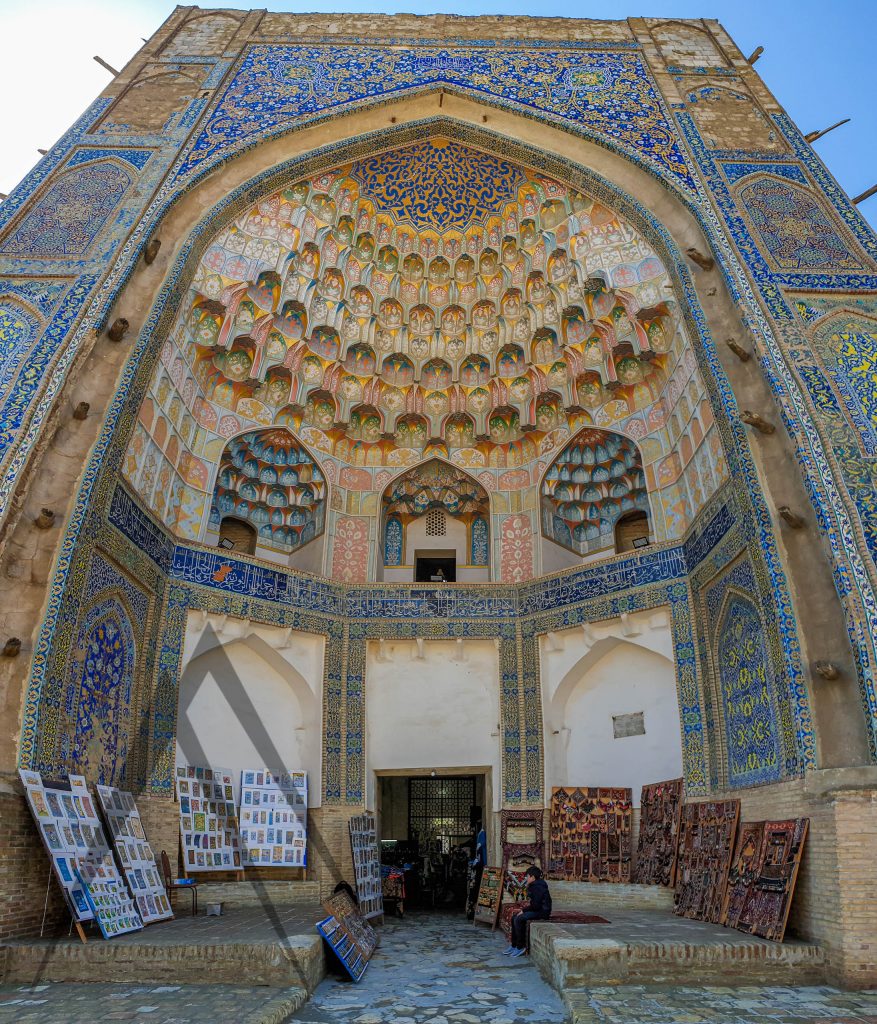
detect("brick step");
top-left (0, 904), bottom-right (325, 990)
top-left (529, 910), bottom-right (826, 989)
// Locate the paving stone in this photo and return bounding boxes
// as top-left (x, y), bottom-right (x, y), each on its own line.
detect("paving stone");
top-left (0, 983), bottom-right (307, 1023)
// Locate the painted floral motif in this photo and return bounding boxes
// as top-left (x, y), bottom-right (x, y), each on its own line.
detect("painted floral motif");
top-left (716, 593), bottom-right (781, 787)
top-left (738, 178), bottom-right (862, 271)
top-left (471, 516), bottom-right (489, 566)
top-left (69, 598), bottom-right (136, 785)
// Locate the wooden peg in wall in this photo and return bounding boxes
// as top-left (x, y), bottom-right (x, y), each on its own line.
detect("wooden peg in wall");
top-left (144, 239), bottom-right (162, 265)
top-left (746, 46), bottom-right (764, 64)
top-left (35, 508), bottom-right (56, 529)
top-left (814, 661), bottom-right (840, 680)
top-left (804, 119), bottom-right (850, 144)
top-left (853, 184), bottom-right (877, 206)
top-left (107, 318), bottom-right (129, 342)
top-left (73, 402), bottom-right (90, 420)
top-left (726, 338), bottom-right (751, 362)
top-left (685, 247), bottom-right (714, 271)
top-left (2, 638), bottom-right (21, 657)
top-left (741, 410), bottom-right (775, 434)
top-left (778, 506), bottom-right (805, 529)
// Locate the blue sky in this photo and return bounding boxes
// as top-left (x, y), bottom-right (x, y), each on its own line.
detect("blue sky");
top-left (0, 0), bottom-right (874, 228)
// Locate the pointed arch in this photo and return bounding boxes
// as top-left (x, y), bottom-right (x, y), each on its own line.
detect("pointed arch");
top-left (539, 425), bottom-right (651, 557)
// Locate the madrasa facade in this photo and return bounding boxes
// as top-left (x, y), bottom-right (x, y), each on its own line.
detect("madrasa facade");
top-left (0, 7), bottom-right (875, 982)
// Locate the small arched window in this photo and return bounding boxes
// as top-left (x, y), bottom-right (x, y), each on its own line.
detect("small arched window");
top-left (615, 511), bottom-right (650, 554)
top-left (218, 516), bottom-right (257, 555)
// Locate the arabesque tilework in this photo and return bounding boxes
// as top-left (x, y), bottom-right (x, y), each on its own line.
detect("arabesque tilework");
top-left (5, 15), bottom-right (877, 816)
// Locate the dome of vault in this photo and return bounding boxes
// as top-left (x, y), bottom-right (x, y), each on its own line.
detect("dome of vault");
top-left (186, 137), bottom-right (680, 467)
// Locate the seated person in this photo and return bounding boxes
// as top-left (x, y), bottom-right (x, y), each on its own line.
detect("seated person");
top-left (504, 866), bottom-right (551, 957)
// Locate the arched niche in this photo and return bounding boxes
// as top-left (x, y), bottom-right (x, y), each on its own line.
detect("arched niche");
top-left (379, 458), bottom-right (490, 583)
top-left (204, 426), bottom-right (327, 573)
top-left (540, 425), bottom-right (652, 572)
top-left (176, 622), bottom-right (322, 804)
top-left (544, 633), bottom-right (682, 802)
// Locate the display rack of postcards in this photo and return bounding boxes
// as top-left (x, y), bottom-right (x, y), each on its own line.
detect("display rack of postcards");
top-left (239, 769), bottom-right (307, 869)
top-left (18, 769), bottom-right (95, 938)
top-left (316, 889), bottom-right (378, 982)
top-left (96, 784), bottom-right (173, 923)
top-left (175, 765), bottom-right (242, 874)
top-left (67, 775), bottom-right (143, 937)
top-left (349, 813), bottom-right (383, 919)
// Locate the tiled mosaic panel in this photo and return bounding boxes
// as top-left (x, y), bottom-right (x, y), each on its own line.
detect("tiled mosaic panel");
top-left (674, 799), bottom-right (739, 924)
top-left (548, 786), bottom-right (632, 882)
top-left (632, 777), bottom-right (683, 887)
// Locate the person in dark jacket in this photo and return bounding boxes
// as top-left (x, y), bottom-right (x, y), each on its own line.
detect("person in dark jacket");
top-left (504, 866), bottom-right (552, 956)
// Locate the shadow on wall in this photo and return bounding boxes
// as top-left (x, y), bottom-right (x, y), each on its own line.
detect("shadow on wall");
top-left (176, 626), bottom-right (321, 802)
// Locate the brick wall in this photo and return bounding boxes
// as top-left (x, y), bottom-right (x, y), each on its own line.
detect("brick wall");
top-left (0, 775), bottom-right (68, 940)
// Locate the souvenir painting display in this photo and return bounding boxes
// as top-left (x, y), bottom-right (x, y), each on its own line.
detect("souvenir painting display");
top-left (548, 787), bottom-right (633, 882)
top-left (722, 818), bottom-right (809, 941)
top-left (500, 808), bottom-right (545, 872)
top-left (349, 812), bottom-right (383, 919)
top-left (674, 799), bottom-right (740, 924)
top-left (96, 784), bottom-right (173, 923)
top-left (473, 866), bottom-right (505, 927)
top-left (18, 769), bottom-right (95, 926)
top-left (317, 889), bottom-right (378, 981)
top-left (239, 768), bottom-right (307, 868)
top-left (175, 765), bottom-right (242, 872)
top-left (633, 778), bottom-right (683, 887)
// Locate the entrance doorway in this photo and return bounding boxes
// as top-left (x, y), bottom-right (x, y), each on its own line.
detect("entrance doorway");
top-left (377, 771), bottom-right (487, 912)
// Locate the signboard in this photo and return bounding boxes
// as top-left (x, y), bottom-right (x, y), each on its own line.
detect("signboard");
top-left (175, 765), bottom-right (242, 872)
top-left (473, 866), bottom-right (505, 927)
top-left (317, 890), bottom-right (378, 982)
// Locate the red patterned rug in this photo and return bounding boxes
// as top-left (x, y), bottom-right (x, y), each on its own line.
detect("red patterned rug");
top-left (500, 904), bottom-right (610, 940)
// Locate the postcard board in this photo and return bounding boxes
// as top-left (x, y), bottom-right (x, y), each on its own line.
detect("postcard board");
top-left (96, 784), bottom-right (173, 923)
top-left (473, 866), bottom-right (505, 927)
top-left (239, 768), bottom-right (307, 868)
top-left (175, 765), bottom-right (242, 872)
top-left (349, 812), bottom-right (383, 919)
top-left (19, 769), bottom-right (94, 923)
top-left (67, 775), bottom-right (143, 937)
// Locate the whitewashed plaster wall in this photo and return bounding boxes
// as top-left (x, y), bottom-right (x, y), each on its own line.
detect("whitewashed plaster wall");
top-left (365, 639), bottom-right (501, 811)
top-left (540, 608), bottom-right (682, 804)
top-left (176, 612), bottom-right (325, 805)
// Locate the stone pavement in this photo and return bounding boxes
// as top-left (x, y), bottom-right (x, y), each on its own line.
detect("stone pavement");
top-left (293, 911), bottom-right (568, 1024)
top-left (565, 985), bottom-right (877, 1023)
top-left (0, 982), bottom-right (306, 1023)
